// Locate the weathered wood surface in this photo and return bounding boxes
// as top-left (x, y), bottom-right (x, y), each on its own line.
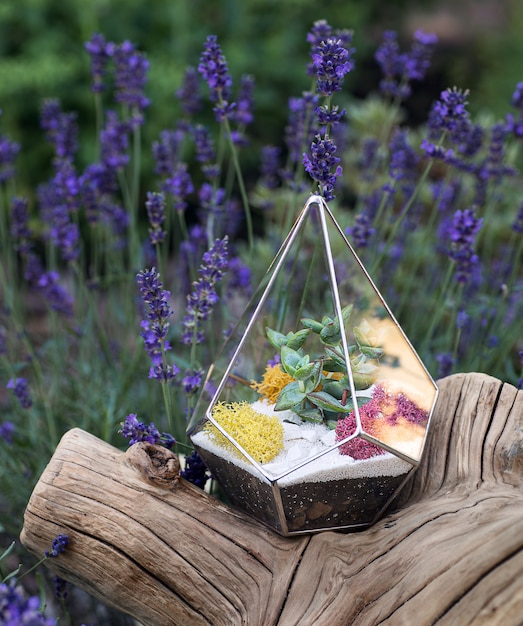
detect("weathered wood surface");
top-left (20, 372), bottom-right (523, 625)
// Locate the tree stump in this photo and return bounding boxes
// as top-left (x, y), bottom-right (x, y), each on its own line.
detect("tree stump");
top-left (20, 372), bottom-right (523, 625)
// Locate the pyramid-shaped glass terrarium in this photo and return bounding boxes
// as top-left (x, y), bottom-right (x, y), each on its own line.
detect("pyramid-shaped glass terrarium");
top-left (188, 195), bottom-right (438, 536)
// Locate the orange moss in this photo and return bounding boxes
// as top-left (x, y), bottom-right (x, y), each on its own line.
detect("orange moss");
top-left (251, 364), bottom-right (294, 404)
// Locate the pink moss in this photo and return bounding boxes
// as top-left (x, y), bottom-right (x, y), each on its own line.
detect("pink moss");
top-left (335, 398), bottom-right (385, 460)
top-left (335, 383), bottom-right (428, 460)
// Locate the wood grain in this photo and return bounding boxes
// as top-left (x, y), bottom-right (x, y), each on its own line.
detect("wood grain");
top-left (20, 373), bottom-right (523, 625)
top-left (21, 430), bottom-right (308, 625)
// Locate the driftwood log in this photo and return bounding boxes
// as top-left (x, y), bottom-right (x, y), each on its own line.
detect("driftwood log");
top-left (21, 372), bottom-right (523, 625)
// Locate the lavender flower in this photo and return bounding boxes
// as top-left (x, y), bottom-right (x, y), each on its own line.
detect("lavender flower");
top-left (376, 30), bottom-right (437, 100)
top-left (448, 207), bottom-right (483, 284)
top-left (152, 128), bottom-right (184, 176)
top-left (145, 191), bottom-right (166, 245)
top-left (234, 74), bottom-right (255, 126)
top-left (226, 256), bottom-right (252, 297)
top-left (303, 134), bottom-right (343, 201)
top-left (81, 161), bottom-right (118, 197)
top-left (120, 413), bottom-right (176, 448)
top-left (53, 576), bottom-right (68, 600)
top-left (36, 270), bottom-right (75, 315)
top-left (0, 581), bottom-right (56, 625)
top-left (163, 162), bottom-right (194, 213)
top-left (315, 104), bottom-right (346, 127)
top-left (198, 182), bottom-right (227, 224)
top-left (479, 123), bottom-right (515, 183)
top-left (40, 99), bottom-right (78, 160)
top-left (427, 87), bottom-right (471, 144)
top-left (100, 110), bottom-right (130, 169)
top-left (192, 124), bottom-right (215, 164)
top-left (0, 421), bottom-right (15, 444)
top-left (284, 92), bottom-right (319, 166)
top-left (506, 82), bottom-right (523, 139)
top-left (306, 19), bottom-right (334, 55)
top-left (404, 30), bottom-right (438, 81)
top-left (459, 123), bottom-right (484, 159)
top-left (375, 31), bottom-right (404, 99)
top-left (180, 450), bottom-right (211, 488)
top-left (471, 122), bottom-right (515, 207)
top-left (176, 66), bottom-right (202, 117)
top-left (85, 32), bottom-right (110, 93)
top-left (436, 352), bottom-right (454, 378)
top-left (346, 213), bottom-right (375, 248)
top-left (198, 35), bottom-right (235, 121)
top-left (181, 237), bottom-right (229, 345)
top-left (137, 268), bottom-right (179, 382)
top-left (23, 252), bottom-right (74, 315)
top-left (6, 378), bottom-right (32, 409)
top-left (357, 138), bottom-right (381, 182)
top-left (456, 309), bottom-right (469, 329)
top-left (182, 369), bottom-right (203, 395)
top-left (512, 202), bottom-right (523, 233)
top-left (387, 129), bottom-right (420, 188)
top-left (259, 145), bottom-right (281, 190)
top-left (112, 40), bottom-right (150, 120)
top-left (311, 36), bottom-right (354, 96)
top-left (80, 165), bottom-right (128, 245)
top-left (45, 533), bottom-right (69, 558)
top-left (421, 88), bottom-right (475, 167)
top-left (419, 140), bottom-right (455, 162)
top-left (37, 172), bottom-right (80, 263)
top-left (192, 124), bottom-right (219, 180)
top-left (0, 117), bottom-right (20, 183)
top-left (10, 197), bottom-right (32, 254)
top-left (306, 20), bottom-right (353, 76)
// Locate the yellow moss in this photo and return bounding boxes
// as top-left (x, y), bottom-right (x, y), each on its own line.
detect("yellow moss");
top-left (206, 401), bottom-right (284, 463)
top-left (250, 364), bottom-right (294, 404)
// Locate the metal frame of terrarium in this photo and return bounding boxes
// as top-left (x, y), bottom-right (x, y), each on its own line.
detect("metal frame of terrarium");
top-left (188, 194), bottom-right (439, 536)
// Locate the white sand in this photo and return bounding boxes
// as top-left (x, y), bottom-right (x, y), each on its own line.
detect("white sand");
top-left (192, 399), bottom-right (416, 486)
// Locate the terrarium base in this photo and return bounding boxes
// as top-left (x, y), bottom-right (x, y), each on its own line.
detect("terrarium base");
top-left (194, 443), bottom-right (415, 535)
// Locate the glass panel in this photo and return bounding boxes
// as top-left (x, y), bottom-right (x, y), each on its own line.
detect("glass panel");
top-left (188, 195), bottom-right (438, 534)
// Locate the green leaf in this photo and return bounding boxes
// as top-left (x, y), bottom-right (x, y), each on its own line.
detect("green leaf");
top-left (0, 541), bottom-right (15, 563)
top-left (280, 345), bottom-right (303, 375)
top-left (286, 328), bottom-right (311, 350)
top-left (300, 317), bottom-right (324, 334)
top-left (303, 361), bottom-right (323, 391)
top-left (360, 345), bottom-right (384, 358)
top-left (341, 304), bottom-right (354, 323)
top-left (295, 408), bottom-right (324, 423)
top-left (324, 346), bottom-right (347, 369)
top-left (320, 322), bottom-right (341, 346)
top-left (266, 327), bottom-right (311, 351)
top-left (289, 353), bottom-right (316, 380)
top-left (275, 382), bottom-right (306, 410)
top-left (321, 379), bottom-right (346, 399)
top-left (352, 362), bottom-right (379, 389)
top-left (353, 319), bottom-right (377, 349)
top-left (2, 564), bottom-right (22, 584)
top-left (266, 327), bottom-right (287, 350)
top-left (307, 391), bottom-right (349, 412)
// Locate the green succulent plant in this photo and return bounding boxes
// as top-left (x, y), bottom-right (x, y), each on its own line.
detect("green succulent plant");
top-left (265, 305), bottom-right (381, 427)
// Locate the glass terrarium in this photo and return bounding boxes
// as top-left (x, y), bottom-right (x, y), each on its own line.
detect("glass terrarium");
top-left (187, 195), bottom-right (438, 536)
